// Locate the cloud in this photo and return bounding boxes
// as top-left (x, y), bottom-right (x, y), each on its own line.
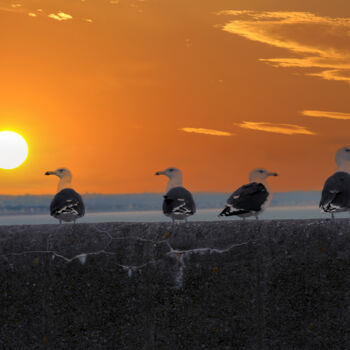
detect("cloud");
top-left (0, 4), bottom-right (23, 14)
top-left (302, 110), bottom-right (350, 120)
top-left (48, 12), bottom-right (73, 21)
top-left (180, 128), bottom-right (233, 136)
top-left (0, 6), bottom-right (79, 23)
top-left (220, 10), bottom-right (350, 83)
top-left (237, 121), bottom-right (315, 135)
top-left (185, 38), bottom-right (192, 48)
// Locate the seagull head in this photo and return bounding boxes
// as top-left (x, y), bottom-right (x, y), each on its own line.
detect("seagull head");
top-left (249, 168), bottom-right (278, 183)
top-left (335, 146), bottom-right (350, 168)
top-left (155, 167), bottom-right (182, 179)
top-left (45, 167), bottom-right (72, 180)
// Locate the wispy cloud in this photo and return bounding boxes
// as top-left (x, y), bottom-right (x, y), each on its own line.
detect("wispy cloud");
top-left (220, 10), bottom-right (350, 83)
top-left (180, 128), bottom-right (233, 136)
top-left (237, 121), bottom-right (315, 135)
top-left (0, 5), bottom-right (85, 23)
top-left (48, 12), bottom-right (72, 21)
top-left (302, 110), bottom-right (350, 120)
top-left (0, 4), bottom-right (23, 14)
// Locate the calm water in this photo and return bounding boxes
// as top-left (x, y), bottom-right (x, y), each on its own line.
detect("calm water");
top-left (0, 206), bottom-right (348, 225)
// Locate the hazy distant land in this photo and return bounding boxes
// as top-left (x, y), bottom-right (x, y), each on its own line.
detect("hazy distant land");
top-left (0, 191), bottom-right (321, 216)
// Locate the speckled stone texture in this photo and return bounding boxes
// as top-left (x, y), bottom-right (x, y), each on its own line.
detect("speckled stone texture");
top-left (0, 220), bottom-right (349, 349)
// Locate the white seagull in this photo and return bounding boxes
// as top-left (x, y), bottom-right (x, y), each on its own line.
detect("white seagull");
top-left (320, 146), bottom-right (350, 219)
top-left (155, 167), bottom-right (196, 222)
top-left (45, 168), bottom-right (85, 224)
top-left (219, 168), bottom-right (278, 220)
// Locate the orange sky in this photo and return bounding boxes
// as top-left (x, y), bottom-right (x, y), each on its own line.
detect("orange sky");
top-left (1, 0), bottom-right (350, 194)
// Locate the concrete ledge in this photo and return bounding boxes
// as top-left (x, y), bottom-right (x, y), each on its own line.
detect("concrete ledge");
top-left (0, 220), bottom-right (349, 349)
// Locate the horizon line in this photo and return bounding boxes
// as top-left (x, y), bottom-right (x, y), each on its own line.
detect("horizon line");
top-left (0, 190), bottom-right (322, 197)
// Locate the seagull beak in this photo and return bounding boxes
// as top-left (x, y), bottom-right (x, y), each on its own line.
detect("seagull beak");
top-left (45, 171), bottom-right (55, 176)
top-left (155, 171), bottom-right (165, 176)
top-left (269, 172), bottom-right (278, 177)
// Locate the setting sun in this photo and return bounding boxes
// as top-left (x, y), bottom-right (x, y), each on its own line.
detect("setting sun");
top-left (0, 131), bottom-right (28, 170)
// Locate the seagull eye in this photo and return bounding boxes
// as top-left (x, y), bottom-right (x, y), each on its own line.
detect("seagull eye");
top-left (169, 168), bottom-right (174, 172)
top-left (259, 170), bottom-right (264, 173)
top-left (346, 149), bottom-right (350, 152)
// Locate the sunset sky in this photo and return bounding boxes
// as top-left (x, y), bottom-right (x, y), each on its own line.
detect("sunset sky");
top-left (1, 0), bottom-right (350, 194)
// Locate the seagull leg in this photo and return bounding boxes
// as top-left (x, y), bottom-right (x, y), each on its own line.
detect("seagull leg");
top-left (255, 215), bottom-right (259, 221)
top-left (331, 213), bottom-right (335, 220)
top-left (170, 217), bottom-right (177, 237)
top-left (59, 219), bottom-right (62, 225)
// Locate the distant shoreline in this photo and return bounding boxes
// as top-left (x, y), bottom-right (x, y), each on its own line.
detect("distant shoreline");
top-left (0, 192), bottom-right (321, 216)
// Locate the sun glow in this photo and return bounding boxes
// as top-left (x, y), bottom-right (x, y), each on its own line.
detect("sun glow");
top-left (0, 131), bottom-right (29, 170)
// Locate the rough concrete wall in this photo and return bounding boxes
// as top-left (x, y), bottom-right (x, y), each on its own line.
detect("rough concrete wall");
top-left (0, 220), bottom-right (349, 349)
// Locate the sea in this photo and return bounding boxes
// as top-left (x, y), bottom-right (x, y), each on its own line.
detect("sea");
top-left (0, 206), bottom-right (347, 225)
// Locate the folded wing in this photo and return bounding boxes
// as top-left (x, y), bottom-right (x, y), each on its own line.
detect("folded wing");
top-left (50, 188), bottom-right (85, 221)
top-left (219, 182), bottom-right (269, 216)
top-left (163, 186), bottom-right (196, 217)
top-left (320, 172), bottom-right (350, 213)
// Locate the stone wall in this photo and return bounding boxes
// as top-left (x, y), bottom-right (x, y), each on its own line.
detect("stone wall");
top-left (0, 220), bottom-right (349, 349)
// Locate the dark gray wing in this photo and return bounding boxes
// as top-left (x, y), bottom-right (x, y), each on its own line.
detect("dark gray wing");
top-left (162, 186), bottom-right (196, 216)
top-left (219, 182), bottom-right (269, 216)
top-left (50, 188), bottom-right (85, 218)
top-left (320, 172), bottom-right (350, 212)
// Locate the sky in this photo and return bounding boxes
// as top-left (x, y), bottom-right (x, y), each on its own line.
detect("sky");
top-left (1, 0), bottom-right (350, 194)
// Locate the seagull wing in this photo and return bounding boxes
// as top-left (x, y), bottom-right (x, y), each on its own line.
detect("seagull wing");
top-left (162, 186), bottom-right (196, 216)
top-left (219, 182), bottom-right (269, 216)
top-left (320, 172), bottom-right (350, 212)
top-left (50, 188), bottom-right (85, 218)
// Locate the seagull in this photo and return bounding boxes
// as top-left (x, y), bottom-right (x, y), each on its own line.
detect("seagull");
top-left (155, 167), bottom-right (196, 222)
top-left (45, 168), bottom-right (85, 224)
top-left (219, 168), bottom-right (278, 220)
top-left (320, 146), bottom-right (350, 220)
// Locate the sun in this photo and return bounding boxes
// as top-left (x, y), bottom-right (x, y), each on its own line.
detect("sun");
top-left (0, 131), bottom-right (29, 170)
